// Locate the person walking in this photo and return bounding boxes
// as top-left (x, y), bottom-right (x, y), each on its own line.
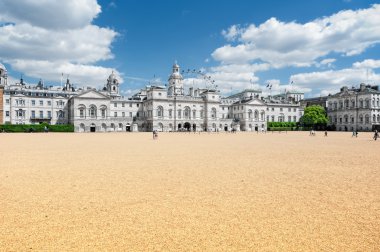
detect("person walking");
top-left (324, 130), bottom-right (328, 137)
top-left (373, 130), bottom-right (378, 141)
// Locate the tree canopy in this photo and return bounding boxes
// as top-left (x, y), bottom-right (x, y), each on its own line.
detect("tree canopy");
top-left (300, 105), bottom-right (328, 126)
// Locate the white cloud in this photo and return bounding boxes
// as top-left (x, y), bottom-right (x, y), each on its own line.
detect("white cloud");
top-left (290, 67), bottom-right (380, 96)
top-left (0, 0), bottom-right (101, 30)
top-left (8, 60), bottom-right (122, 88)
top-left (0, 0), bottom-right (120, 87)
top-left (213, 4), bottom-right (380, 68)
top-left (353, 59), bottom-right (380, 69)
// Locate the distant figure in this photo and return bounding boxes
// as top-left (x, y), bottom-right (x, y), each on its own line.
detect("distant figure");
top-left (374, 130), bottom-right (378, 141)
top-left (44, 126), bottom-right (48, 133)
top-left (352, 130), bottom-right (358, 137)
top-left (324, 130), bottom-right (328, 137)
top-left (152, 130), bottom-right (156, 140)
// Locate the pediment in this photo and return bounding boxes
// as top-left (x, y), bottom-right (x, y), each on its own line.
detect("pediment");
top-left (245, 98), bottom-right (266, 106)
top-left (75, 90), bottom-right (110, 99)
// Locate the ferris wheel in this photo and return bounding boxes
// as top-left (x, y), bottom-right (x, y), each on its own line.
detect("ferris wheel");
top-left (181, 68), bottom-right (218, 90)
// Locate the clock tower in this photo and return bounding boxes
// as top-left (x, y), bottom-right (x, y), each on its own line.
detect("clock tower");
top-left (168, 62), bottom-right (184, 96)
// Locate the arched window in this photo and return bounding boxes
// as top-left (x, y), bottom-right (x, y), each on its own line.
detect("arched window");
top-left (183, 106), bottom-right (190, 119)
top-left (260, 111), bottom-right (265, 121)
top-left (344, 99), bottom-right (349, 108)
top-left (344, 114), bottom-right (348, 123)
top-left (100, 105), bottom-right (107, 118)
top-left (168, 109), bottom-right (172, 118)
top-left (78, 105), bottom-right (86, 118)
top-left (377, 114), bottom-right (380, 122)
top-left (89, 105), bottom-right (97, 118)
top-left (359, 114), bottom-right (363, 123)
top-left (254, 110), bottom-right (259, 120)
top-left (177, 109), bottom-right (182, 119)
top-left (211, 108), bottom-right (217, 119)
top-left (157, 106), bottom-right (163, 118)
top-left (359, 99), bottom-right (363, 108)
top-left (351, 100), bottom-right (355, 108)
top-left (365, 115), bottom-right (370, 124)
top-left (373, 115), bottom-right (376, 123)
top-left (365, 99), bottom-right (370, 108)
top-left (248, 109), bottom-right (252, 119)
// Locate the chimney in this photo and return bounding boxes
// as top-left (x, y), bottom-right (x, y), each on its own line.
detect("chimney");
top-left (360, 83), bottom-right (366, 91)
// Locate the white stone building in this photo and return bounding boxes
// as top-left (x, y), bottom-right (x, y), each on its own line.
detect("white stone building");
top-left (327, 84), bottom-right (380, 131)
top-left (1, 62), bottom-right (305, 132)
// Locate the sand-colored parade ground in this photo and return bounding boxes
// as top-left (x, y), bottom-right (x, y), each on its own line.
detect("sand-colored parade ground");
top-left (0, 131), bottom-right (379, 251)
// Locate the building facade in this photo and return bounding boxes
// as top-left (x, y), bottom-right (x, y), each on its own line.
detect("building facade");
top-left (0, 63), bottom-right (305, 132)
top-left (326, 84), bottom-right (380, 131)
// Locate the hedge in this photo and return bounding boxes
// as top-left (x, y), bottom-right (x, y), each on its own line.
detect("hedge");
top-left (0, 123), bottom-right (74, 133)
top-left (268, 127), bottom-right (294, 131)
top-left (267, 122), bottom-right (297, 128)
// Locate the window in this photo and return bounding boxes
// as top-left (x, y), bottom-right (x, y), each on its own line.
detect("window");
top-left (365, 115), bottom-right (370, 124)
top-left (193, 110), bottom-right (196, 118)
top-left (200, 110), bottom-right (204, 119)
top-left (79, 108), bottom-right (85, 118)
top-left (122, 112), bottom-right (125, 117)
top-left (39, 111), bottom-right (43, 118)
top-left (211, 108), bottom-right (217, 119)
top-left (157, 106), bottom-right (164, 118)
top-left (169, 109), bottom-right (172, 118)
top-left (39, 100), bottom-right (43, 106)
top-left (129, 103), bottom-right (132, 107)
top-left (267, 115), bottom-right (269, 122)
top-left (288, 108), bottom-right (291, 112)
top-left (271, 116), bottom-right (275, 121)
top-left (57, 110), bottom-right (64, 118)
top-left (122, 103), bottom-right (125, 107)
top-left (129, 112), bottom-right (132, 117)
top-left (293, 116), bottom-right (297, 122)
top-left (47, 111), bottom-right (51, 118)
top-left (178, 109), bottom-right (181, 119)
top-left (47, 101), bottom-right (51, 106)
top-left (280, 108), bottom-right (283, 112)
top-left (89, 106), bottom-right (97, 118)
top-left (114, 103), bottom-right (117, 107)
top-left (184, 107), bottom-right (190, 119)
top-left (288, 116), bottom-right (291, 122)
top-left (254, 110), bottom-right (259, 120)
top-left (293, 108), bottom-right (296, 112)
top-left (114, 112), bottom-right (117, 117)
top-left (31, 110), bottom-right (35, 118)
top-left (6, 111), bottom-right (9, 117)
top-left (6, 99), bottom-right (9, 104)
top-left (271, 108), bottom-right (274, 111)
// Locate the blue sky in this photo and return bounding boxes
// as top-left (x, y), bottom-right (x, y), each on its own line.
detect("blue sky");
top-left (1, 0), bottom-right (380, 97)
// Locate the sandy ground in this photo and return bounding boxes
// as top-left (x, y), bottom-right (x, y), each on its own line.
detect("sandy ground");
top-left (0, 131), bottom-right (379, 251)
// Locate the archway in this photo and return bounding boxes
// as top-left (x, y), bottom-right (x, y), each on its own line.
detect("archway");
top-left (178, 123), bottom-right (182, 131)
top-left (184, 122), bottom-right (191, 131)
top-left (90, 123), bottom-right (96, 132)
top-left (224, 124), bottom-right (228, 131)
top-left (192, 124), bottom-right (196, 131)
top-left (126, 123), bottom-right (131, 132)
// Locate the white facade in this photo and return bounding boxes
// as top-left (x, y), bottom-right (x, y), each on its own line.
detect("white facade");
top-left (327, 84), bottom-right (380, 131)
top-left (1, 63), bottom-right (305, 132)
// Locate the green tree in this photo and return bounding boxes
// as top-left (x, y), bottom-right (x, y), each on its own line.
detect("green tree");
top-left (300, 105), bottom-right (328, 128)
